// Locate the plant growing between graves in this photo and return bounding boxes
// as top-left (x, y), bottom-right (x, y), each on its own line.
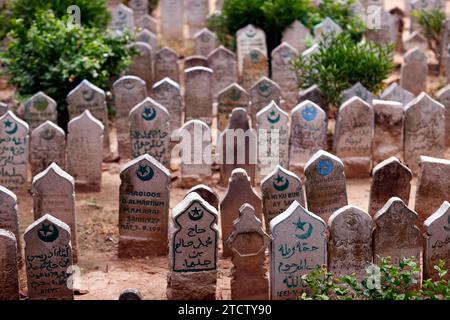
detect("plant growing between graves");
top-left (411, 8), bottom-right (446, 60)
top-left (208, 0), bottom-right (364, 53)
top-left (1, 10), bottom-right (137, 126)
top-left (294, 33), bottom-right (393, 109)
top-left (300, 257), bottom-right (450, 300)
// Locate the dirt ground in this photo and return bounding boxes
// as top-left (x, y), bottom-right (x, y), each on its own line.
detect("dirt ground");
top-left (1, 0), bottom-right (450, 300)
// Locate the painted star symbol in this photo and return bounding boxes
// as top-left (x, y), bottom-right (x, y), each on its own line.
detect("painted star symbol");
top-left (259, 83), bottom-right (269, 92)
top-left (40, 223), bottom-right (53, 236)
top-left (191, 207), bottom-right (202, 217)
top-left (270, 110), bottom-right (277, 117)
top-left (143, 107), bottom-right (153, 116)
top-left (275, 174), bottom-right (284, 184)
top-left (4, 120), bottom-right (12, 128)
top-left (293, 218), bottom-right (307, 231)
top-left (137, 165), bottom-right (149, 175)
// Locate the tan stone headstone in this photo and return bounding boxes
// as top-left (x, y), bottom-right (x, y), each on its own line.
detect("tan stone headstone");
top-left (372, 99), bottom-right (404, 165)
top-left (365, 9), bottom-right (399, 47)
top-left (217, 83), bottom-right (249, 132)
top-left (24, 92), bottom-right (57, 131)
top-left (403, 31), bottom-right (428, 52)
top-left (0, 111), bottom-right (29, 192)
top-left (220, 168), bottom-right (262, 257)
top-left (67, 110), bottom-right (104, 192)
top-left (129, 98), bottom-right (170, 168)
top-left (298, 85), bottom-right (328, 116)
top-left (242, 48), bottom-right (268, 91)
top-left (113, 76), bottom-right (148, 160)
top-left (423, 201), bottom-right (450, 281)
top-left (334, 96), bottom-right (374, 178)
top-left (404, 93), bottom-right (445, 174)
top-left (184, 67), bottom-right (213, 125)
top-left (109, 3), bottom-right (135, 33)
top-left (289, 100), bottom-right (327, 174)
top-left (261, 165), bottom-right (305, 230)
top-left (119, 154), bottom-right (170, 258)
top-left (127, 42), bottom-right (153, 93)
top-left (136, 29), bottom-right (158, 55)
top-left (236, 24), bottom-right (268, 74)
top-left (373, 197), bottom-right (421, 269)
top-left (32, 163), bottom-right (78, 263)
top-left (400, 47), bottom-right (428, 96)
top-left (270, 201), bottom-right (327, 300)
top-left (250, 77), bottom-right (282, 125)
top-left (161, 0), bottom-right (184, 41)
top-left (304, 150), bottom-right (348, 223)
top-left (414, 156), bottom-right (450, 231)
top-left (0, 102), bottom-right (8, 116)
top-left (151, 77), bottom-right (183, 135)
top-left (167, 192), bottom-right (219, 300)
top-left (24, 214), bottom-right (73, 300)
top-left (0, 229), bottom-right (19, 300)
top-left (154, 47), bottom-right (180, 84)
top-left (208, 46), bottom-right (239, 99)
top-left (328, 205), bottom-right (373, 281)
top-left (226, 204), bottom-right (270, 300)
top-left (369, 157), bottom-right (412, 216)
top-left (0, 186), bottom-right (21, 267)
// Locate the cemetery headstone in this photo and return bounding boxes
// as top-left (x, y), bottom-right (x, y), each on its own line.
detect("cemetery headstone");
top-left (184, 55), bottom-right (209, 69)
top-left (136, 14), bottom-right (157, 34)
top-left (0, 230), bottom-right (19, 300)
top-left (185, 0), bottom-right (209, 38)
top-left (0, 102), bottom-right (8, 116)
top-left (151, 77), bottom-right (183, 135)
top-left (403, 31), bottom-right (428, 52)
top-left (127, 42), bottom-right (153, 93)
top-left (380, 82), bottom-right (415, 105)
top-left (0, 186), bottom-right (21, 266)
top-left (282, 20), bottom-right (310, 53)
top-left (400, 47), bottom-right (428, 96)
top-left (250, 77), bottom-right (282, 125)
top-left (128, 0), bottom-right (148, 20)
top-left (184, 67), bottom-right (213, 125)
top-left (242, 48), bottom-right (268, 91)
top-left (298, 85), bottom-right (328, 115)
top-left (194, 28), bottom-right (220, 57)
top-left (161, 0), bottom-right (184, 40)
top-left (436, 84), bottom-right (450, 147)
top-left (365, 9), bottom-right (399, 47)
top-left (208, 46), bottom-right (239, 99)
top-left (184, 184), bottom-right (219, 211)
top-left (24, 92), bottom-right (57, 131)
top-left (313, 17), bottom-right (342, 43)
top-left (154, 47), bottom-right (180, 84)
top-left (119, 288), bottom-right (143, 300)
top-left (109, 3), bottom-right (135, 33)
top-left (340, 82), bottom-right (375, 105)
top-left (136, 29), bottom-right (158, 54)
top-left (217, 83), bottom-right (249, 132)
top-left (236, 24), bottom-right (268, 74)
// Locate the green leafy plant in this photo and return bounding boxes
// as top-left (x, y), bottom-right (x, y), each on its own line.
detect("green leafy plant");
top-left (300, 257), bottom-right (450, 300)
top-left (1, 10), bottom-right (137, 125)
top-left (208, 0), bottom-right (363, 53)
top-left (412, 8), bottom-right (446, 59)
top-left (294, 33), bottom-right (393, 108)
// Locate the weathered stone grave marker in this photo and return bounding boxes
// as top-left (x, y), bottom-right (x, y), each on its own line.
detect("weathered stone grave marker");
top-left (0, 229), bottom-right (19, 300)
top-left (151, 77), bottom-right (182, 135)
top-left (184, 67), bottom-right (213, 125)
top-left (217, 83), bottom-right (249, 132)
top-left (154, 47), bottom-right (180, 84)
top-left (400, 47), bottom-right (428, 96)
top-left (24, 92), bottom-right (57, 131)
top-left (208, 46), bottom-right (239, 99)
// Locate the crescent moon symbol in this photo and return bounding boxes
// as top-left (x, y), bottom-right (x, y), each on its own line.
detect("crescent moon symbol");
top-left (267, 112), bottom-right (280, 124)
top-left (37, 223), bottom-right (59, 243)
top-left (136, 165), bottom-right (154, 181)
top-left (295, 223), bottom-right (313, 240)
top-left (142, 107), bottom-right (156, 121)
top-left (273, 176), bottom-right (289, 192)
top-left (5, 122), bottom-right (18, 135)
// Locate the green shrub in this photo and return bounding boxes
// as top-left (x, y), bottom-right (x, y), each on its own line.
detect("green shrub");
top-left (300, 257), bottom-right (450, 300)
top-left (208, 0), bottom-right (364, 53)
top-left (294, 33), bottom-right (393, 107)
top-left (412, 8), bottom-right (446, 59)
top-left (1, 10), bottom-right (137, 124)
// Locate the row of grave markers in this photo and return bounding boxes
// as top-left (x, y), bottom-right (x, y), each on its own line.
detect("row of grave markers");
top-left (0, 147), bottom-right (448, 299)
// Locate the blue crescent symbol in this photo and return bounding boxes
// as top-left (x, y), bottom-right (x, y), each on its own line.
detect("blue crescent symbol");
top-left (273, 174), bottom-right (289, 191)
top-left (301, 106), bottom-right (317, 122)
top-left (4, 120), bottom-right (18, 135)
top-left (293, 218), bottom-right (313, 240)
top-left (142, 107), bottom-right (156, 121)
top-left (316, 159), bottom-right (334, 176)
top-left (136, 164), bottom-right (154, 181)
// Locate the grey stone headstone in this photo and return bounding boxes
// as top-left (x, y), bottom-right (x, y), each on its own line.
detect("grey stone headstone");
top-left (372, 99), bottom-right (404, 165)
top-left (24, 92), bottom-right (57, 131)
top-left (67, 110), bottom-right (104, 192)
top-left (424, 201), bottom-right (450, 281)
top-left (184, 67), bottom-right (213, 125)
top-left (194, 28), bottom-right (220, 57)
top-left (67, 80), bottom-right (110, 154)
top-left (24, 214), bottom-right (73, 300)
top-left (270, 201), bottom-right (327, 300)
top-left (161, 0), bottom-right (184, 40)
top-left (151, 77), bottom-right (182, 135)
top-left (289, 100), bottom-right (327, 173)
top-left (0, 229), bottom-right (19, 300)
top-left (313, 17), bottom-right (342, 43)
top-left (167, 192), bottom-right (218, 300)
top-left (217, 83), bottom-right (249, 132)
top-left (400, 47), bottom-right (428, 96)
top-left (403, 31), bottom-right (428, 52)
top-left (113, 76), bottom-right (148, 160)
top-left (256, 101), bottom-right (289, 181)
top-left (109, 3), bottom-right (135, 32)
top-left (304, 150), bottom-right (348, 223)
top-left (32, 163), bottom-right (78, 262)
top-left (0, 186), bottom-right (21, 268)
top-left (282, 20), bottom-right (310, 53)
top-left (0, 111), bottom-right (29, 192)
top-left (369, 157), bottom-right (412, 216)
top-left (154, 47), bottom-right (180, 84)
top-left (236, 24), bottom-right (268, 74)
top-left (250, 77), bottom-right (282, 125)
top-left (128, 0), bottom-right (148, 21)
top-left (404, 93), bottom-right (445, 174)
top-left (119, 154), bottom-right (171, 258)
top-left (340, 82), bottom-right (375, 105)
top-left (185, 0), bottom-right (209, 38)
top-left (220, 168), bottom-right (262, 257)
top-left (30, 121), bottom-right (66, 177)
top-left (208, 46), bottom-right (239, 99)
top-left (127, 42), bottom-right (153, 93)
top-left (334, 97), bottom-right (374, 178)
top-left (365, 9), bottom-right (399, 47)
top-left (435, 84), bottom-right (450, 147)
top-left (226, 204), bottom-right (270, 300)
top-left (136, 29), bottom-right (158, 54)
top-left (242, 48), bottom-right (268, 91)
top-left (379, 82), bottom-right (415, 105)
top-left (136, 14), bottom-right (157, 34)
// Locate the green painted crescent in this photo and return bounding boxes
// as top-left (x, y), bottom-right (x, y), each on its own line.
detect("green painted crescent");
top-left (4, 121), bottom-right (18, 135)
top-left (267, 111), bottom-right (280, 124)
top-left (273, 175), bottom-right (289, 191)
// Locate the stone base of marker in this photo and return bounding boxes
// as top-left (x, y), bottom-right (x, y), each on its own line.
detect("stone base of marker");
top-left (118, 238), bottom-right (168, 258)
top-left (342, 157), bottom-right (371, 178)
top-left (167, 270), bottom-right (217, 300)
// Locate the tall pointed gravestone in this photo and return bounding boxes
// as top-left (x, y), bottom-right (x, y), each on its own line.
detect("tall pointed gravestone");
top-left (226, 204), bottom-right (271, 300)
top-left (151, 77), bottom-right (183, 135)
top-left (194, 28), bottom-right (220, 57)
top-left (334, 96), bottom-right (374, 178)
top-left (30, 121), bottom-right (66, 176)
top-left (113, 76), bottom-right (148, 160)
top-left (167, 193), bottom-right (219, 300)
top-left (256, 101), bottom-right (289, 182)
top-left (136, 14), bottom-right (157, 34)
top-left (436, 84), bottom-right (450, 147)
top-left (236, 24), bottom-right (268, 75)
top-left (128, 42), bottom-right (153, 93)
top-left (32, 163), bottom-right (78, 263)
top-left (24, 214), bottom-right (74, 300)
top-left (400, 47), bottom-right (428, 96)
top-left (217, 83), bottom-right (249, 132)
top-left (184, 67), bottom-right (213, 125)
top-left (119, 154), bottom-right (171, 258)
top-left (185, 0), bottom-right (209, 38)
top-left (424, 201), bottom-right (450, 281)
top-left (208, 46), bottom-right (239, 99)
top-left (304, 150), bottom-right (348, 223)
top-left (0, 186), bottom-right (21, 267)
top-left (67, 110), bottom-right (104, 192)
top-left (24, 92), bottom-right (57, 131)
top-left (250, 77), bottom-right (282, 125)
top-left (0, 111), bottom-right (29, 192)
top-left (154, 47), bottom-right (180, 84)
top-left (220, 169), bottom-right (262, 257)
top-left (0, 230), bottom-right (19, 300)
top-left (261, 165), bottom-right (305, 230)
top-left (404, 93), bottom-right (445, 174)
top-left (160, 0), bottom-right (184, 41)
top-left (270, 201), bottom-right (327, 300)
top-left (129, 98), bottom-right (171, 168)
top-left (242, 48), bottom-right (268, 91)
top-left (282, 20), bottom-right (310, 53)
top-left (328, 205), bottom-right (373, 281)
